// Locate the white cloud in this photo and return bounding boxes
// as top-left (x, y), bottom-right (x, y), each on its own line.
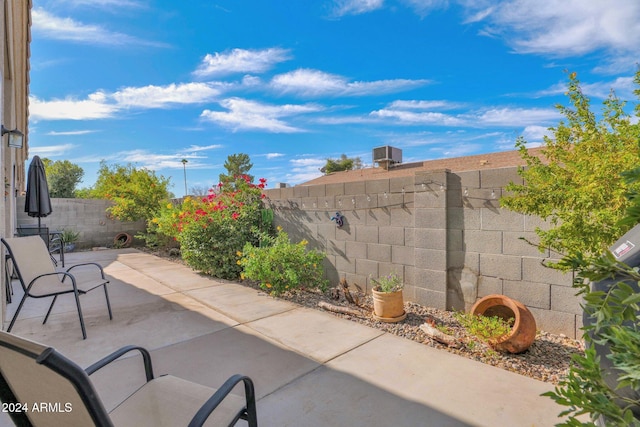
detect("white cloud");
top-left (271, 68), bottom-right (429, 97)
top-left (371, 108), bottom-right (465, 126)
top-left (388, 100), bottom-right (461, 110)
top-left (266, 153), bottom-right (285, 159)
top-left (401, 0), bottom-right (449, 16)
top-left (285, 157), bottom-right (325, 183)
top-left (30, 82), bottom-right (225, 121)
top-left (193, 48), bottom-right (292, 78)
top-left (29, 144), bottom-right (77, 157)
top-left (114, 149), bottom-right (212, 170)
top-left (200, 98), bottom-right (323, 133)
top-left (332, 0), bottom-right (384, 16)
top-left (465, 0), bottom-right (640, 69)
top-left (46, 130), bottom-right (98, 136)
top-left (29, 92), bottom-right (119, 121)
top-left (184, 144), bottom-right (223, 152)
top-left (370, 100), bottom-right (560, 128)
top-left (62, 0), bottom-right (145, 8)
top-left (520, 125), bottom-right (550, 144)
top-left (112, 83), bottom-right (222, 108)
top-left (470, 107), bottom-right (561, 127)
top-left (31, 8), bottom-right (166, 47)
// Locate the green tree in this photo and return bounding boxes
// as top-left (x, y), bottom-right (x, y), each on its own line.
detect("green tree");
top-left (41, 158), bottom-right (84, 198)
top-left (546, 166), bottom-right (640, 425)
top-left (501, 71), bottom-right (640, 261)
top-left (91, 161), bottom-right (171, 222)
top-left (323, 154), bottom-right (362, 174)
top-left (219, 153), bottom-right (253, 190)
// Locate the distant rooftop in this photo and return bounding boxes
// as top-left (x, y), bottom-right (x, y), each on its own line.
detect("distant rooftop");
top-left (300, 147), bottom-right (545, 186)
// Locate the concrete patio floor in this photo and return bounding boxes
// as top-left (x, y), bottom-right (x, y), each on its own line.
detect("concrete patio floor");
top-left (2, 249), bottom-right (570, 426)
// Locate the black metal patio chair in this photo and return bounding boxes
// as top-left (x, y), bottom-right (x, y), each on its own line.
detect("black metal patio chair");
top-left (1, 236), bottom-right (111, 339)
top-left (0, 330), bottom-right (258, 426)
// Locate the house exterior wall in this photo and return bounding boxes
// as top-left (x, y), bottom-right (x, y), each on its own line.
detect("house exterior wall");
top-left (1, 0), bottom-right (31, 327)
top-left (264, 167), bottom-right (581, 338)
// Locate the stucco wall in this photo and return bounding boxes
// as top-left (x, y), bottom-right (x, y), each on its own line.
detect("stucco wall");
top-left (264, 166), bottom-right (581, 338)
top-left (16, 197), bottom-right (146, 248)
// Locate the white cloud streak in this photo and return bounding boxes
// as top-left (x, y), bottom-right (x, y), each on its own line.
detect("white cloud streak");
top-left (332, 0), bottom-right (384, 16)
top-left (112, 83), bottom-right (222, 108)
top-left (29, 144), bottom-right (77, 157)
top-left (370, 100), bottom-right (560, 127)
top-left (30, 82), bottom-right (224, 121)
top-left (271, 69), bottom-right (429, 97)
top-left (31, 8), bottom-right (167, 47)
top-left (193, 48), bottom-right (292, 78)
top-left (200, 98), bottom-right (323, 133)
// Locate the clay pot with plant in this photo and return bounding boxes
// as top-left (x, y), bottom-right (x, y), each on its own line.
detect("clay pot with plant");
top-left (469, 294), bottom-right (537, 354)
top-left (371, 272), bottom-right (406, 322)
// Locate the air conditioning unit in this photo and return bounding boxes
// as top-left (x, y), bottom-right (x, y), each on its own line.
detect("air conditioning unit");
top-left (372, 146), bottom-right (402, 169)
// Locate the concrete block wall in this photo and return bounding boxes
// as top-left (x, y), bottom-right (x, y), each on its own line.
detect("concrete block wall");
top-left (264, 166), bottom-right (581, 338)
top-left (16, 197), bottom-right (146, 248)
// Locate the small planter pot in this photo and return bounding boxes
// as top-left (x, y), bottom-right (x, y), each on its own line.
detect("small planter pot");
top-left (470, 294), bottom-right (536, 354)
top-left (372, 289), bottom-right (406, 322)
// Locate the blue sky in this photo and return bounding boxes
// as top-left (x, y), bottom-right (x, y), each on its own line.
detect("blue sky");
top-left (28, 0), bottom-right (640, 196)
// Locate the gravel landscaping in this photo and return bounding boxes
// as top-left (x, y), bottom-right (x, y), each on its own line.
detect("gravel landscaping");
top-left (250, 284), bottom-right (585, 386)
top-left (148, 248), bottom-right (585, 386)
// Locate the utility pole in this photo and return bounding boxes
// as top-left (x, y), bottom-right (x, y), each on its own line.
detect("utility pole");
top-left (181, 159), bottom-right (188, 197)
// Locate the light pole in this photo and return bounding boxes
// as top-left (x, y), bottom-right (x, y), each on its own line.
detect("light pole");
top-left (181, 159), bottom-right (188, 197)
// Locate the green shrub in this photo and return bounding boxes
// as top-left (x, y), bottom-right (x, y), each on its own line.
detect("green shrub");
top-left (239, 227), bottom-right (328, 295)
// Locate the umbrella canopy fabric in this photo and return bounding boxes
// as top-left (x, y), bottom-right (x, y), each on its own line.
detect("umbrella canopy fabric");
top-left (25, 156), bottom-right (52, 225)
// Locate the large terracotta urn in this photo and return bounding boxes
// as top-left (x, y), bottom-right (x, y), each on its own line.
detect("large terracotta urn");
top-left (470, 294), bottom-right (536, 354)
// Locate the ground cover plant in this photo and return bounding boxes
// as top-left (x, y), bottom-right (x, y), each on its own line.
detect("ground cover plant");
top-left (239, 227), bottom-right (328, 295)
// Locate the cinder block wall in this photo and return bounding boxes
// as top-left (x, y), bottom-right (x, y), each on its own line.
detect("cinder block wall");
top-left (16, 197), bottom-right (146, 249)
top-left (264, 167), bottom-right (581, 338)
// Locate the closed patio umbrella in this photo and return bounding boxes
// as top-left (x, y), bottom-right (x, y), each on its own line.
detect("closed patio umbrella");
top-left (24, 155), bottom-right (52, 228)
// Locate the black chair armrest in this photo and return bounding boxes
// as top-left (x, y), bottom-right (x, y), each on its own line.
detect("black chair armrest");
top-left (85, 345), bottom-right (154, 382)
top-left (66, 262), bottom-right (107, 278)
top-left (188, 374), bottom-right (257, 427)
top-left (28, 271), bottom-right (78, 292)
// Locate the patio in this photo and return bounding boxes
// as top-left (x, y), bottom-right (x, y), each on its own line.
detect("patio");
top-left (3, 249), bottom-right (566, 426)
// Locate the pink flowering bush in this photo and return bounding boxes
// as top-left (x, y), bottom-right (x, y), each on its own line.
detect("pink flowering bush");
top-left (155, 175), bottom-right (269, 279)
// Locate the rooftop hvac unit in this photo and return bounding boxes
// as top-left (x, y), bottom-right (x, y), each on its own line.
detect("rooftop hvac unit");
top-left (372, 146), bottom-right (402, 169)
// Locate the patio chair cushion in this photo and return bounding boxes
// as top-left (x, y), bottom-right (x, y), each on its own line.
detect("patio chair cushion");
top-left (110, 375), bottom-right (246, 427)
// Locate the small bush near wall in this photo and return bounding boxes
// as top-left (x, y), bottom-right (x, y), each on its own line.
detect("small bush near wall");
top-left (239, 227), bottom-right (328, 295)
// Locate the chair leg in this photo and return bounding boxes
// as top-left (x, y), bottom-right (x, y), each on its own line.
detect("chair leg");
top-left (6, 294), bottom-right (28, 332)
top-left (103, 284), bottom-right (113, 320)
top-left (72, 291), bottom-right (87, 340)
top-left (43, 295), bottom-right (58, 325)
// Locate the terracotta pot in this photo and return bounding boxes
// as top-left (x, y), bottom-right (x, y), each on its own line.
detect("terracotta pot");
top-left (470, 294), bottom-right (536, 354)
top-left (372, 289), bottom-right (406, 322)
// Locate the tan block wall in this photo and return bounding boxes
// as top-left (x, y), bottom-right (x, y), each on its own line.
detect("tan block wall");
top-left (265, 167), bottom-right (581, 338)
